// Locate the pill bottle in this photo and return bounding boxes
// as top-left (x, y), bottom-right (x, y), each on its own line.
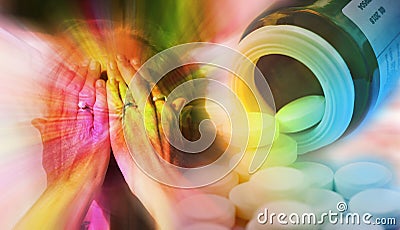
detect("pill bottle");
top-left (234, 0), bottom-right (400, 154)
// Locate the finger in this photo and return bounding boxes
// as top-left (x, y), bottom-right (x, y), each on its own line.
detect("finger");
top-left (75, 63), bottom-right (88, 91)
top-left (106, 77), bottom-right (126, 149)
top-left (45, 63), bottom-right (67, 118)
top-left (78, 60), bottom-right (99, 109)
top-left (143, 98), bottom-right (164, 157)
top-left (59, 65), bottom-right (86, 142)
top-left (116, 54), bottom-right (135, 83)
top-left (115, 56), bottom-right (163, 158)
top-left (106, 77), bottom-right (124, 121)
top-left (107, 60), bottom-right (124, 83)
top-left (77, 60), bottom-right (89, 77)
top-left (93, 79), bottom-right (108, 136)
top-left (116, 55), bottom-right (149, 110)
top-left (31, 118), bottom-right (47, 133)
top-left (119, 80), bottom-right (128, 104)
top-left (55, 62), bottom-right (77, 90)
top-left (62, 64), bottom-right (84, 118)
top-left (77, 60), bottom-right (99, 123)
top-left (151, 84), bottom-right (174, 161)
top-left (107, 60), bottom-right (127, 104)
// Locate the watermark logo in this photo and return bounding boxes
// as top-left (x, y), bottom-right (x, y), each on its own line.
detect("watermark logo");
top-left (256, 202), bottom-right (397, 227)
top-left (336, 201), bottom-right (347, 212)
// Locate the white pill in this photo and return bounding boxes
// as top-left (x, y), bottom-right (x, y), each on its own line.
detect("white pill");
top-left (349, 189), bottom-right (400, 229)
top-left (177, 194), bottom-right (236, 227)
top-left (334, 162), bottom-right (392, 199)
top-left (250, 167), bottom-right (307, 202)
top-left (276, 95), bottom-right (325, 133)
top-left (229, 182), bottom-right (260, 220)
top-left (251, 200), bottom-right (317, 230)
top-left (229, 147), bottom-right (272, 183)
top-left (184, 165), bottom-right (239, 197)
top-left (260, 134), bottom-right (298, 169)
top-left (291, 161), bottom-right (334, 189)
top-left (303, 188), bottom-right (345, 216)
top-left (230, 152), bottom-right (252, 182)
top-left (227, 112), bottom-right (278, 148)
top-left (230, 135), bottom-right (297, 182)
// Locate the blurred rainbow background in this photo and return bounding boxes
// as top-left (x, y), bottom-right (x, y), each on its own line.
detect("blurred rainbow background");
top-left (0, 0), bottom-right (399, 229)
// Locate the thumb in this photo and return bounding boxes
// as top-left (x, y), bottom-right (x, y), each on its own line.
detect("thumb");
top-left (31, 118), bottom-right (47, 131)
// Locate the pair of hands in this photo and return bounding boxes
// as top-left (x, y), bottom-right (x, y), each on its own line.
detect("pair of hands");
top-left (20, 54), bottom-right (187, 229)
top-left (35, 54), bottom-right (183, 187)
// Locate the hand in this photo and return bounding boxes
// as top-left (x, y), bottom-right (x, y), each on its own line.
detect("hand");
top-left (17, 60), bottom-right (110, 229)
top-left (34, 60), bottom-right (110, 186)
top-left (106, 56), bottom-right (188, 229)
top-left (106, 53), bottom-right (230, 226)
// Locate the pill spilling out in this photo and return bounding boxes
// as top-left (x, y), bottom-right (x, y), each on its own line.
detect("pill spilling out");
top-left (349, 189), bottom-right (400, 229)
top-left (196, 168), bottom-right (239, 197)
top-left (334, 162), bottom-right (392, 199)
top-left (260, 134), bottom-right (297, 169)
top-left (227, 112), bottom-right (277, 148)
top-left (276, 95), bottom-right (325, 133)
top-left (250, 166), bottom-right (307, 203)
top-left (229, 134), bottom-right (298, 182)
top-left (179, 93), bottom-right (397, 230)
top-left (303, 188), bottom-right (344, 216)
top-left (224, 160), bottom-right (397, 229)
top-left (229, 152), bottom-right (253, 182)
top-left (228, 182), bottom-right (260, 220)
top-left (291, 161), bottom-right (334, 190)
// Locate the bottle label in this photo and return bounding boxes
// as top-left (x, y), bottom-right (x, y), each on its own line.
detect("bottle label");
top-left (343, 0), bottom-right (400, 105)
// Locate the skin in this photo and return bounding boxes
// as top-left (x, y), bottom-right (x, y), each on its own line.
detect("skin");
top-left (14, 26), bottom-right (227, 229)
top-left (106, 55), bottom-right (186, 229)
top-left (6, 2), bottom-right (311, 228)
top-left (15, 60), bottom-right (110, 230)
top-left (104, 55), bottom-right (238, 228)
top-left (14, 29), bottom-right (182, 229)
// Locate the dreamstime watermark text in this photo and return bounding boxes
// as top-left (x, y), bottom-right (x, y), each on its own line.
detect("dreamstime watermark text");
top-left (257, 202), bottom-right (397, 227)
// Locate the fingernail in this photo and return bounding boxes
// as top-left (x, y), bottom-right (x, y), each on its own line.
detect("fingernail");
top-left (82, 59), bottom-right (90, 67)
top-left (90, 60), bottom-right (97, 70)
top-left (109, 77), bottom-right (117, 86)
top-left (109, 61), bottom-right (116, 70)
top-left (130, 59), bottom-right (139, 67)
top-left (96, 79), bottom-right (105, 87)
top-left (116, 54), bottom-right (125, 61)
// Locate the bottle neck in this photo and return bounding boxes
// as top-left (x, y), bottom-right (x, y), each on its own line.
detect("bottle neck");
top-left (236, 25), bottom-right (355, 153)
